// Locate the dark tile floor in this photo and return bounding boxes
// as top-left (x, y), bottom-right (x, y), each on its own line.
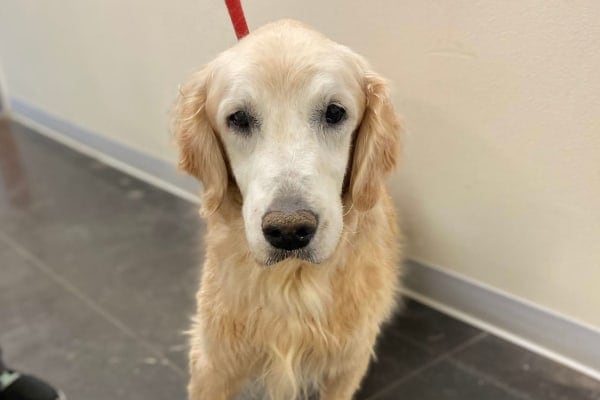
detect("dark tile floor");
top-left (0, 118), bottom-right (598, 400)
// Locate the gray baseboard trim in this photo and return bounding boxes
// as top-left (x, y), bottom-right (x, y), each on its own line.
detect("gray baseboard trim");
top-left (0, 66), bottom-right (9, 117)
top-left (10, 98), bottom-right (200, 203)
top-left (404, 260), bottom-right (600, 380)
top-left (9, 98), bottom-right (600, 381)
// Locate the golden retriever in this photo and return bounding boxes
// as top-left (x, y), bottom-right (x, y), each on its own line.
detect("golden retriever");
top-left (173, 19), bottom-right (402, 400)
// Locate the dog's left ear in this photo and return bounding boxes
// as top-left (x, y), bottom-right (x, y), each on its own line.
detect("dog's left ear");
top-left (348, 71), bottom-right (401, 211)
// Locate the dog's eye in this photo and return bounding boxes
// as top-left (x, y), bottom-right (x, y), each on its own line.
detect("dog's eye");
top-left (227, 110), bottom-right (253, 132)
top-left (324, 104), bottom-right (346, 125)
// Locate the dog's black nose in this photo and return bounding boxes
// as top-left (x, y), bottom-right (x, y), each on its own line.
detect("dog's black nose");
top-left (262, 210), bottom-right (318, 250)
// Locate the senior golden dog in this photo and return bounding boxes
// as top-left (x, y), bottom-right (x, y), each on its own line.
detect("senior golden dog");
top-left (174, 19), bottom-right (402, 400)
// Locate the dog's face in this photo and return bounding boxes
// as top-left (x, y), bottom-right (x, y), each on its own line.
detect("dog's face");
top-left (174, 20), bottom-right (399, 266)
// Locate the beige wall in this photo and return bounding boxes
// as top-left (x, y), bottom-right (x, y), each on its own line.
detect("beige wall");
top-left (1, 2), bottom-right (599, 330)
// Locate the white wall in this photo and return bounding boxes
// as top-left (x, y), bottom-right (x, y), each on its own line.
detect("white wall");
top-left (0, 1), bottom-right (235, 160)
top-left (1, 1), bottom-right (599, 330)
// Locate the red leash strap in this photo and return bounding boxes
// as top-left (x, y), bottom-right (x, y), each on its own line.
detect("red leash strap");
top-left (225, 0), bottom-right (249, 40)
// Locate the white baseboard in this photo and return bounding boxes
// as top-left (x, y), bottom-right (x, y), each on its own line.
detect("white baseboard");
top-left (9, 98), bottom-right (600, 381)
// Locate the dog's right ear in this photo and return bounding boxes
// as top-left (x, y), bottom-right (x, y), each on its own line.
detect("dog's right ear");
top-left (173, 65), bottom-right (228, 214)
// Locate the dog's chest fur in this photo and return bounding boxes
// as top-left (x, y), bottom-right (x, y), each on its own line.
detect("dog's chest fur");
top-left (190, 199), bottom-right (401, 398)
top-left (199, 260), bottom-right (382, 397)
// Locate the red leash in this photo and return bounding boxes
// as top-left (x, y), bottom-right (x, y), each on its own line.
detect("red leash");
top-left (224, 0), bottom-right (249, 40)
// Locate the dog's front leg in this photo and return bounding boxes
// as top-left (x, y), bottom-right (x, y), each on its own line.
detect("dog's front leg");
top-left (188, 357), bottom-right (243, 400)
top-left (320, 352), bottom-right (372, 400)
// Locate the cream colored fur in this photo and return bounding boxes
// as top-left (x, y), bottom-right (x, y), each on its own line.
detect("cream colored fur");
top-left (173, 20), bottom-right (402, 400)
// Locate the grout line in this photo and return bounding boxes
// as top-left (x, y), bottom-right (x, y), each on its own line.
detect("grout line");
top-left (366, 331), bottom-right (488, 400)
top-left (381, 330), bottom-right (433, 354)
top-left (0, 229), bottom-right (187, 378)
top-left (381, 309), bottom-right (485, 355)
top-left (448, 358), bottom-right (533, 400)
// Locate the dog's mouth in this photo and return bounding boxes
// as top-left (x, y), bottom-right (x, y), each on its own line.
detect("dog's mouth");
top-left (264, 248), bottom-right (318, 266)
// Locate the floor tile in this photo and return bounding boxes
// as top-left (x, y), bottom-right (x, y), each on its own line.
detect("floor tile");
top-left (0, 238), bottom-right (187, 400)
top-left (452, 335), bottom-right (600, 400)
top-left (0, 120), bottom-right (203, 370)
top-left (386, 299), bottom-right (483, 354)
top-left (355, 299), bottom-right (484, 398)
top-left (356, 331), bottom-right (436, 398)
top-left (371, 361), bottom-right (524, 400)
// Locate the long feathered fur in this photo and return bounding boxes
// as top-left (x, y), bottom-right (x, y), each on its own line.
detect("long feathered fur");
top-left (174, 19), bottom-right (403, 400)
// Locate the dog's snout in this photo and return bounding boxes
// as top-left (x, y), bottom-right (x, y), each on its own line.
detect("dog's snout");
top-left (262, 210), bottom-right (318, 250)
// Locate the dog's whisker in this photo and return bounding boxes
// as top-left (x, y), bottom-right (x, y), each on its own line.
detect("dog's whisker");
top-left (340, 235), bottom-right (357, 252)
top-left (342, 202), bottom-right (355, 217)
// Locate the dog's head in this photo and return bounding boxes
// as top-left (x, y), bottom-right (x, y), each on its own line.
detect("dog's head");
top-left (174, 20), bottom-right (400, 266)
